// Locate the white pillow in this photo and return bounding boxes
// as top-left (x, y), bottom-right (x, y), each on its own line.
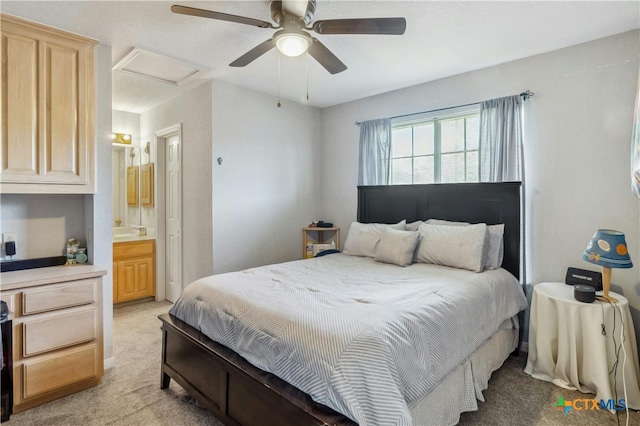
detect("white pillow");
top-left (405, 220), bottom-right (423, 232)
top-left (416, 223), bottom-right (488, 272)
top-left (374, 229), bottom-right (420, 267)
top-left (426, 219), bottom-right (504, 270)
top-left (342, 220), bottom-right (406, 258)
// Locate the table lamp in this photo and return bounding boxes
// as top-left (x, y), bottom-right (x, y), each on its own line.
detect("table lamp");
top-left (582, 229), bottom-right (633, 302)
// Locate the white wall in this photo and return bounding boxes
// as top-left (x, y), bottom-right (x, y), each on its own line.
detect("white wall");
top-left (321, 30), bottom-right (640, 342)
top-left (88, 43), bottom-right (114, 366)
top-left (211, 81), bottom-right (322, 274)
top-left (112, 110), bottom-right (140, 142)
top-left (0, 195), bottom-right (86, 259)
top-left (140, 83), bottom-right (214, 290)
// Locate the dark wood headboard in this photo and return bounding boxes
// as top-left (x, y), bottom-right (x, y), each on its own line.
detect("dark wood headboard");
top-left (357, 182), bottom-right (522, 280)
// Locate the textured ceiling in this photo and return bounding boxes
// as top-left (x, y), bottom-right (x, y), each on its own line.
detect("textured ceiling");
top-left (2, 1), bottom-right (638, 113)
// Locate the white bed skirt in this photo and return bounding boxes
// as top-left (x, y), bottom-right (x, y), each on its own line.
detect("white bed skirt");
top-left (410, 317), bottom-right (519, 425)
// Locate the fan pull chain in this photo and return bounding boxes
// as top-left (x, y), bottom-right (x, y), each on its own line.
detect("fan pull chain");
top-left (277, 53), bottom-right (282, 108)
top-left (306, 51), bottom-right (309, 101)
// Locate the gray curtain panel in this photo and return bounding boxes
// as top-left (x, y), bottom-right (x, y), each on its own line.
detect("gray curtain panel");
top-left (478, 94), bottom-right (526, 288)
top-left (358, 118), bottom-right (391, 185)
top-left (479, 95), bottom-right (523, 182)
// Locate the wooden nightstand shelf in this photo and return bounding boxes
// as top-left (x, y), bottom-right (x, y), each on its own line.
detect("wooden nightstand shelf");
top-left (302, 227), bottom-right (340, 259)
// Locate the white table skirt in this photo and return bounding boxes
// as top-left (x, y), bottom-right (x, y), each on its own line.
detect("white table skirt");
top-left (525, 282), bottom-right (640, 409)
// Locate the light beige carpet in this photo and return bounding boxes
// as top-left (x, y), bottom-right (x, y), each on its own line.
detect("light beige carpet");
top-left (8, 301), bottom-right (222, 426)
top-left (7, 300), bottom-right (639, 425)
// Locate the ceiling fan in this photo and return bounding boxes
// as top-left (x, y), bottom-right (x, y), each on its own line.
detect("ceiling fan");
top-left (171, 0), bottom-right (406, 74)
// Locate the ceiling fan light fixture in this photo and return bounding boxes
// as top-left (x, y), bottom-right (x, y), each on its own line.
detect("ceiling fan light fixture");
top-left (274, 31), bottom-right (311, 57)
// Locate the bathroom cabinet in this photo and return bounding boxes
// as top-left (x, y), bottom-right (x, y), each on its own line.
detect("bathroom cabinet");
top-left (113, 240), bottom-right (156, 303)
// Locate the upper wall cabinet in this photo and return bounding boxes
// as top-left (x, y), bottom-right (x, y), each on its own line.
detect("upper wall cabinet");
top-left (0, 14), bottom-right (98, 194)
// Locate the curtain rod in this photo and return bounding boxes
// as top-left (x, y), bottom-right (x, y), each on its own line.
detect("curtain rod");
top-left (354, 90), bottom-right (534, 126)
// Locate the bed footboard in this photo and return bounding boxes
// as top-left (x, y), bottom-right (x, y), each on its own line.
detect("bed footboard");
top-left (159, 313), bottom-right (356, 426)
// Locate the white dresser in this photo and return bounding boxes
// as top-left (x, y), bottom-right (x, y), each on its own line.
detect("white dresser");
top-left (0, 265), bottom-right (106, 413)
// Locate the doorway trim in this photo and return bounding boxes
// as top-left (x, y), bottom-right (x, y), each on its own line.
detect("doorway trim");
top-left (155, 123), bottom-right (183, 302)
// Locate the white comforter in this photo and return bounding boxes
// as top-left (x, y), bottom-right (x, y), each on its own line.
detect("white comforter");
top-left (169, 254), bottom-right (527, 425)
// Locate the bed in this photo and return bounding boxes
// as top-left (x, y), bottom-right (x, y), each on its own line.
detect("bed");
top-left (159, 182), bottom-right (526, 426)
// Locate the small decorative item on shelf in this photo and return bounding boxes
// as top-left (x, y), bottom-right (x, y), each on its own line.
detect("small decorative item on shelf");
top-left (308, 221), bottom-right (334, 228)
top-left (312, 243), bottom-right (333, 256)
top-left (66, 238), bottom-right (80, 264)
top-left (76, 248), bottom-right (88, 264)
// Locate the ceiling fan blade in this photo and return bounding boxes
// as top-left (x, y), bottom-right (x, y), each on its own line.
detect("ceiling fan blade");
top-left (171, 5), bottom-right (275, 29)
top-left (308, 38), bottom-right (347, 74)
top-left (229, 39), bottom-right (276, 67)
top-left (312, 17), bottom-right (406, 35)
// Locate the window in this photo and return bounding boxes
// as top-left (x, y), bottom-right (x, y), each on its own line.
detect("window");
top-left (389, 105), bottom-right (480, 184)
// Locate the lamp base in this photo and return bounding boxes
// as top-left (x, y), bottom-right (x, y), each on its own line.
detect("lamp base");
top-left (597, 266), bottom-right (617, 303)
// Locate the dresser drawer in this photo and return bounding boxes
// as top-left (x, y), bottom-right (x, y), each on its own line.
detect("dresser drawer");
top-left (113, 240), bottom-right (154, 259)
top-left (22, 344), bottom-right (98, 399)
top-left (0, 292), bottom-right (16, 315)
top-left (23, 308), bottom-right (96, 356)
top-left (22, 279), bottom-right (97, 315)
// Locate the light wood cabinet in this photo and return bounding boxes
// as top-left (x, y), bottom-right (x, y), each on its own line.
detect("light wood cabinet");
top-left (0, 14), bottom-right (98, 193)
top-left (0, 266), bottom-right (106, 413)
top-left (126, 166), bottom-right (139, 206)
top-left (113, 240), bottom-right (156, 303)
top-left (141, 163), bottom-right (154, 207)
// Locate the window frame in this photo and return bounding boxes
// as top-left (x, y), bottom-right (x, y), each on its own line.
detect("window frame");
top-left (389, 104), bottom-right (481, 185)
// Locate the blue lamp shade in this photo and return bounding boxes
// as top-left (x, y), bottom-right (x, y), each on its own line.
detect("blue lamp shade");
top-left (582, 229), bottom-right (633, 269)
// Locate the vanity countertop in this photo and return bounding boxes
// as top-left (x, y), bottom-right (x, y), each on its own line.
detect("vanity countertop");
top-left (113, 235), bottom-right (156, 243)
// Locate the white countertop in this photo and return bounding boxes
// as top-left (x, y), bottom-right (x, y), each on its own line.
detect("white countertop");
top-left (112, 235), bottom-right (156, 242)
top-left (0, 264), bottom-right (107, 291)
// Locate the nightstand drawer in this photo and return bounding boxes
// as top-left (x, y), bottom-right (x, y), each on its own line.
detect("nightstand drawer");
top-left (23, 308), bottom-right (96, 356)
top-left (22, 279), bottom-right (97, 315)
top-left (22, 344), bottom-right (98, 399)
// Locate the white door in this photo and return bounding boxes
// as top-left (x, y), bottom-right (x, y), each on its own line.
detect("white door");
top-left (165, 134), bottom-right (182, 302)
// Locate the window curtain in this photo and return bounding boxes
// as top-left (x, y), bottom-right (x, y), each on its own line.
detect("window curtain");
top-left (478, 94), bottom-right (527, 289)
top-left (358, 118), bottom-right (392, 185)
top-left (478, 95), bottom-right (523, 182)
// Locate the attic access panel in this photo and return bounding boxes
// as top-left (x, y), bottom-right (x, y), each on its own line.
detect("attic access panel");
top-left (113, 48), bottom-right (207, 86)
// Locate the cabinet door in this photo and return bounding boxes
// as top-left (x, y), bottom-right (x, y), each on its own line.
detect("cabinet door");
top-left (141, 163), bottom-right (154, 207)
top-left (1, 28), bottom-right (40, 181)
top-left (112, 261), bottom-right (119, 303)
top-left (40, 37), bottom-right (88, 184)
top-left (126, 166), bottom-right (138, 206)
top-left (116, 257), bottom-right (155, 302)
top-left (0, 15), bottom-right (96, 193)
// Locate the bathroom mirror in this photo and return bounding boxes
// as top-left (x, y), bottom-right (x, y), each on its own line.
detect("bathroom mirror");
top-left (112, 144), bottom-right (141, 226)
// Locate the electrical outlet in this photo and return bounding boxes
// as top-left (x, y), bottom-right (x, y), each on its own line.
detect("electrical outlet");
top-left (3, 232), bottom-right (17, 243)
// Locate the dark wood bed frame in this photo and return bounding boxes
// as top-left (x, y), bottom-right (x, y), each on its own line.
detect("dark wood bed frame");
top-left (159, 182), bottom-right (522, 426)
